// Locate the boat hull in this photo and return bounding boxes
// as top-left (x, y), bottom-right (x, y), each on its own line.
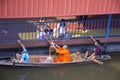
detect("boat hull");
top-left (0, 55), bottom-right (111, 67)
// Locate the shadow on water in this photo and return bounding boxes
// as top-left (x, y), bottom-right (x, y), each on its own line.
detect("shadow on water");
top-left (0, 53), bottom-right (120, 80)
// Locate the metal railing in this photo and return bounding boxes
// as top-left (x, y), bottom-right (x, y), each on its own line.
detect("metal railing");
top-left (0, 19), bottom-right (120, 42)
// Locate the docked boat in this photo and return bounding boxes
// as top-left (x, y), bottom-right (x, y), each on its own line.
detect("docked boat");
top-left (0, 54), bottom-right (111, 67)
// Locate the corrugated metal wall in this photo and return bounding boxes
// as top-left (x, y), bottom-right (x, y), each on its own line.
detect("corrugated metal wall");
top-left (0, 0), bottom-right (120, 18)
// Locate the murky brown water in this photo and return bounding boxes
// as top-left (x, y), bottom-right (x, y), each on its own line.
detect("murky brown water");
top-left (0, 53), bottom-right (120, 80)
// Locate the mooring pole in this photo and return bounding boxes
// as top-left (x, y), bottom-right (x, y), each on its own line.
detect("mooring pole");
top-left (106, 14), bottom-right (112, 38)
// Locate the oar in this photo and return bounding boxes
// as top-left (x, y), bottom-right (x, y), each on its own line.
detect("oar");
top-left (49, 35), bottom-right (53, 43)
top-left (44, 36), bottom-right (51, 44)
top-left (44, 35), bottom-right (53, 55)
top-left (49, 36), bottom-right (59, 58)
top-left (44, 35), bottom-right (55, 62)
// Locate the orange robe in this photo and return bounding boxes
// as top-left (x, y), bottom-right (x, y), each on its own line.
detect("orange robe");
top-left (54, 46), bottom-right (71, 62)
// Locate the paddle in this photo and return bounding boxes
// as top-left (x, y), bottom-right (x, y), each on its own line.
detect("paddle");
top-left (49, 35), bottom-right (53, 44)
top-left (44, 35), bottom-right (55, 62)
top-left (44, 35), bottom-right (54, 54)
top-left (44, 35), bottom-right (51, 44)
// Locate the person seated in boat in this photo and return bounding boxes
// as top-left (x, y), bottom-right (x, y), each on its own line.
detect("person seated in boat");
top-left (14, 40), bottom-right (29, 63)
top-left (84, 36), bottom-right (103, 60)
top-left (53, 44), bottom-right (71, 62)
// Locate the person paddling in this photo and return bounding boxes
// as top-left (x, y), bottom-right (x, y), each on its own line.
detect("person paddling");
top-left (53, 44), bottom-right (71, 62)
top-left (84, 36), bottom-right (103, 65)
top-left (14, 40), bottom-right (29, 63)
top-left (45, 35), bottom-right (71, 62)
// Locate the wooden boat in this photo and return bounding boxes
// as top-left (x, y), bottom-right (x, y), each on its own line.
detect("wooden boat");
top-left (0, 54), bottom-right (111, 67)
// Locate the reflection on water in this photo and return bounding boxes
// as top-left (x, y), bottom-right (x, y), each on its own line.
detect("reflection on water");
top-left (0, 53), bottom-right (120, 80)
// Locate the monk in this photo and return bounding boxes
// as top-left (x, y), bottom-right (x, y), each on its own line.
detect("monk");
top-left (53, 44), bottom-right (71, 62)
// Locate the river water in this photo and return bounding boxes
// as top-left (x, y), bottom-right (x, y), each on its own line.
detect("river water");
top-left (0, 53), bottom-right (120, 80)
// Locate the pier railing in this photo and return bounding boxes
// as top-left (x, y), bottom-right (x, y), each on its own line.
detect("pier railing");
top-left (0, 19), bottom-right (120, 42)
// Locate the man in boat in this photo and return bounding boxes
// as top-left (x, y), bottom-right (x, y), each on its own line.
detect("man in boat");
top-left (53, 44), bottom-right (71, 62)
top-left (14, 40), bottom-right (29, 63)
top-left (84, 36), bottom-right (103, 65)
